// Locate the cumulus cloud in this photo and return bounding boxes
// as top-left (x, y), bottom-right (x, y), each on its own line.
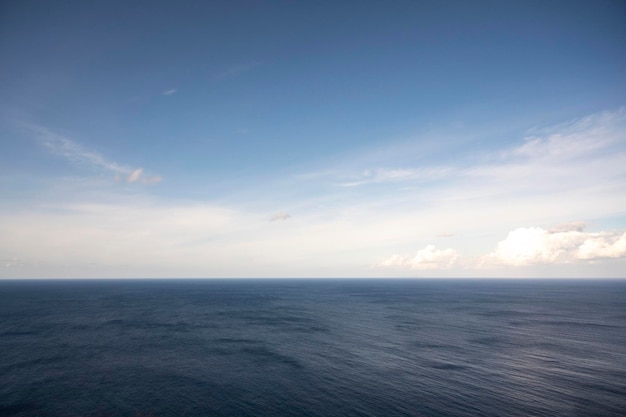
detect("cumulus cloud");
top-left (379, 223), bottom-right (626, 273)
top-left (378, 245), bottom-right (458, 269)
top-left (484, 226), bottom-right (626, 266)
top-left (270, 212), bottom-right (291, 222)
top-left (578, 233), bottom-right (626, 260)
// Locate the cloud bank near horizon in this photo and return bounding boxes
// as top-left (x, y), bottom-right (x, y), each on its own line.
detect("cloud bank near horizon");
top-left (3, 108), bottom-right (626, 278)
top-left (377, 224), bottom-right (626, 271)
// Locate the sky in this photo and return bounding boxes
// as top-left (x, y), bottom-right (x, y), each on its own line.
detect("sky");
top-left (1, 0), bottom-right (626, 278)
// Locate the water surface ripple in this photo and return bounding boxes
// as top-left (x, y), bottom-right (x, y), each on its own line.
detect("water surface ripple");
top-left (1, 279), bottom-right (625, 416)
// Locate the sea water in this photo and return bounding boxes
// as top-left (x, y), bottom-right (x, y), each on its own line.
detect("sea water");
top-left (1, 279), bottom-right (625, 416)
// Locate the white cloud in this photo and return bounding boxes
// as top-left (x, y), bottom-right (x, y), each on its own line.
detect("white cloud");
top-left (27, 125), bottom-right (161, 185)
top-left (270, 212), bottom-right (291, 222)
top-left (126, 168), bottom-right (143, 183)
top-left (485, 227), bottom-right (579, 266)
top-left (331, 108), bottom-right (625, 196)
top-left (212, 61), bottom-right (261, 81)
top-left (125, 168), bottom-right (162, 184)
top-left (6, 109), bottom-right (626, 278)
top-left (548, 222), bottom-right (587, 233)
top-left (37, 126), bottom-right (127, 174)
top-left (378, 245), bottom-right (458, 270)
top-left (163, 89), bottom-right (178, 96)
top-left (578, 232), bottom-right (626, 260)
top-left (512, 108), bottom-right (625, 160)
top-left (3, 257), bottom-right (23, 268)
top-left (0, 202), bottom-right (244, 277)
top-left (338, 167), bottom-right (453, 187)
top-left (484, 226), bottom-right (626, 266)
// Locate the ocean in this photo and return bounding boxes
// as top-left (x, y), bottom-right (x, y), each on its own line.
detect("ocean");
top-left (1, 279), bottom-right (625, 416)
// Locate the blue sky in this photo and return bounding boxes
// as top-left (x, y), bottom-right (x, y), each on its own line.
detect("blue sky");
top-left (1, 1), bottom-right (626, 278)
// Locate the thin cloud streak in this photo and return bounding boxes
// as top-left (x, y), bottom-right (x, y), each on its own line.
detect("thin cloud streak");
top-left (212, 61), bottom-right (261, 81)
top-left (125, 168), bottom-right (162, 184)
top-left (36, 126), bottom-right (127, 174)
top-left (27, 125), bottom-right (162, 184)
top-left (330, 108), bottom-right (626, 191)
top-left (337, 167), bottom-right (454, 187)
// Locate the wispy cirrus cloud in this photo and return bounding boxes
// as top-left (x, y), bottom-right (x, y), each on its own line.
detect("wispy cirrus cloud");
top-left (162, 89), bottom-right (178, 96)
top-left (27, 125), bottom-right (162, 184)
top-left (212, 61), bottom-right (261, 81)
top-left (331, 107), bottom-right (626, 192)
top-left (337, 167), bottom-right (453, 187)
top-left (512, 108), bottom-right (625, 160)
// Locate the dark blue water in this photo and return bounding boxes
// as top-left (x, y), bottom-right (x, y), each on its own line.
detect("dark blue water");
top-left (1, 279), bottom-right (625, 416)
